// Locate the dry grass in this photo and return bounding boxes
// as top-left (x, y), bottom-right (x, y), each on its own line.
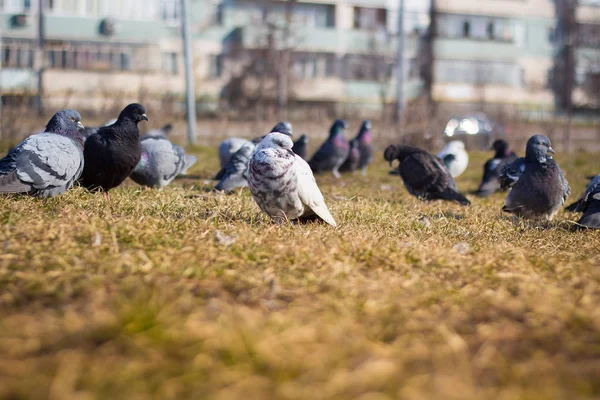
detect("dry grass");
top-left (0, 143), bottom-right (599, 400)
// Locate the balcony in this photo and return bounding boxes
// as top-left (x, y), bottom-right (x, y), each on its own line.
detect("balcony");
top-left (433, 38), bottom-right (520, 61)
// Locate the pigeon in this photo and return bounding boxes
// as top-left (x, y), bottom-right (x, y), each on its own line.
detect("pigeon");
top-left (79, 103), bottom-right (148, 195)
top-left (81, 118), bottom-right (117, 141)
top-left (339, 139), bottom-right (360, 173)
top-left (218, 137), bottom-right (250, 168)
top-left (308, 119), bottom-right (350, 178)
top-left (384, 144), bottom-right (471, 206)
top-left (500, 134), bottom-right (570, 220)
top-left (141, 123), bottom-right (173, 141)
top-left (0, 110), bottom-right (85, 198)
top-left (248, 132), bottom-right (336, 226)
top-left (129, 137), bottom-right (197, 189)
top-left (214, 122), bottom-right (292, 193)
top-left (292, 134), bottom-right (309, 160)
top-left (437, 140), bottom-right (469, 178)
top-left (354, 120), bottom-right (374, 175)
top-left (572, 174), bottom-right (600, 229)
top-left (475, 139), bottom-right (518, 197)
top-left (565, 175), bottom-right (597, 212)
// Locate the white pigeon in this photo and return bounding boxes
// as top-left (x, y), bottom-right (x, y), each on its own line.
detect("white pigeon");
top-left (437, 140), bottom-right (469, 178)
top-left (247, 132), bottom-right (337, 227)
top-left (218, 137), bottom-right (250, 168)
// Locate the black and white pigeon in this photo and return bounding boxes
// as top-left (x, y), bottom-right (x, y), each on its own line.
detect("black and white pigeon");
top-left (475, 139), bottom-right (518, 197)
top-left (572, 175), bottom-right (600, 229)
top-left (214, 122), bottom-right (292, 193)
top-left (248, 132), bottom-right (336, 226)
top-left (141, 123), bottom-right (173, 141)
top-left (292, 134), bottom-right (309, 160)
top-left (500, 134), bottom-right (570, 220)
top-left (0, 110), bottom-right (85, 198)
top-left (437, 140), bottom-right (469, 178)
top-left (384, 144), bottom-right (471, 206)
top-left (354, 120), bottom-right (374, 176)
top-left (79, 103), bottom-right (148, 196)
top-left (129, 137), bottom-right (197, 189)
top-left (339, 139), bottom-right (360, 173)
top-left (308, 119), bottom-right (350, 178)
top-left (218, 137), bottom-right (249, 168)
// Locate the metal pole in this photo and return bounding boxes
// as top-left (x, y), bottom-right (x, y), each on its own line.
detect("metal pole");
top-left (394, 0), bottom-right (404, 124)
top-left (36, 0), bottom-right (44, 115)
top-left (181, 0), bottom-right (197, 144)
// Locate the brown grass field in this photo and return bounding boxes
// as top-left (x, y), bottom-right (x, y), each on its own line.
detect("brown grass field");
top-left (0, 142), bottom-right (599, 400)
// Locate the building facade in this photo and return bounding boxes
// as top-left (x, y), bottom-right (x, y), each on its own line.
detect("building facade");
top-left (0, 0), bottom-right (598, 115)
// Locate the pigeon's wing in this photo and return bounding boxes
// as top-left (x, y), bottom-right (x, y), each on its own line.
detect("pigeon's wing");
top-left (294, 156), bottom-right (337, 227)
top-left (215, 142), bottom-right (255, 193)
top-left (580, 175), bottom-right (600, 212)
top-left (308, 140), bottom-right (334, 171)
top-left (143, 139), bottom-right (186, 182)
top-left (558, 165), bottom-right (571, 204)
top-left (399, 153), bottom-right (447, 192)
top-left (500, 158), bottom-right (526, 190)
top-left (1, 133), bottom-right (82, 194)
top-left (181, 155), bottom-right (198, 175)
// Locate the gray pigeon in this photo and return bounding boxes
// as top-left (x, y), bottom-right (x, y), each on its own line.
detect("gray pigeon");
top-left (475, 139), bottom-right (518, 197)
top-left (339, 139), bottom-right (360, 173)
top-left (141, 123), bottom-right (173, 141)
top-left (292, 134), bottom-right (309, 160)
top-left (214, 122), bottom-right (292, 193)
top-left (354, 120), bottom-right (374, 175)
top-left (248, 132), bottom-right (336, 226)
top-left (218, 137), bottom-right (250, 168)
top-left (308, 119), bottom-right (350, 178)
top-left (0, 110), bottom-right (85, 198)
top-left (573, 174), bottom-right (600, 229)
top-left (384, 144), bottom-right (471, 205)
top-left (500, 134), bottom-right (570, 220)
top-left (129, 137), bottom-right (197, 189)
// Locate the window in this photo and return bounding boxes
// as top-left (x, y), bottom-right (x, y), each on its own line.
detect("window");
top-left (487, 22), bottom-right (495, 39)
top-left (160, 0), bottom-right (181, 23)
top-left (354, 7), bottom-right (386, 30)
top-left (0, 0), bottom-right (31, 12)
top-left (44, 43), bottom-right (136, 71)
top-left (1, 41), bottom-right (34, 68)
top-left (435, 59), bottom-right (521, 86)
top-left (209, 54), bottom-right (223, 77)
top-left (162, 52), bottom-right (178, 75)
top-left (462, 21), bottom-right (470, 37)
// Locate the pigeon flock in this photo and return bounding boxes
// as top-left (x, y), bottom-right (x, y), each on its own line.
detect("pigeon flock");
top-left (0, 106), bottom-right (598, 229)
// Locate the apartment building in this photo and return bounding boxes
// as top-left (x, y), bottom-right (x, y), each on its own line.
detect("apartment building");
top-left (0, 0), bottom-right (429, 114)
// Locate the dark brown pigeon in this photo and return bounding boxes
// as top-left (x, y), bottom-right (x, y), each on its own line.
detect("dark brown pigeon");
top-left (384, 144), bottom-right (471, 206)
top-left (565, 175), bottom-right (597, 212)
top-left (500, 135), bottom-right (570, 220)
top-left (79, 103), bottom-right (148, 196)
top-left (475, 139), bottom-right (518, 197)
top-left (292, 134), bottom-right (309, 160)
top-left (574, 175), bottom-right (600, 229)
top-left (308, 119), bottom-right (349, 178)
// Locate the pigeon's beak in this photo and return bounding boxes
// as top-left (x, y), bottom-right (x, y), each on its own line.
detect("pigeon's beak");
top-left (547, 146), bottom-right (556, 155)
top-left (141, 114), bottom-right (149, 122)
top-left (77, 121), bottom-right (85, 130)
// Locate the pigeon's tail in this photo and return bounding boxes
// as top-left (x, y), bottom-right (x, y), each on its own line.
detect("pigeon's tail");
top-left (180, 155), bottom-right (198, 176)
top-left (309, 204), bottom-right (337, 227)
top-left (213, 168), bottom-right (226, 181)
top-left (565, 198), bottom-right (583, 212)
top-left (214, 173), bottom-right (247, 193)
top-left (0, 171), bottom-right (31, 194)
top-left (440, 188), bottom-right (471, 206)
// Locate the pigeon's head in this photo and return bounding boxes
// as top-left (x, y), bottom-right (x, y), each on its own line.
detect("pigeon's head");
top-left (162, 123), bottom-right (174, 135)
top-left (384, 144), bottom-right (400, 166)
top-left (361, 120), bottom-right (372, 132)
top-left (297, 134), bottom-right (309, 144)
top-left (330, 119), bottom-right (347, 137)
top-left (526, 134), bottom-right (554, 162)
top-left (491, 139), bottom-right (509, 155)
top-left (46, 109), bottom-right (85, 134)
top-left (271, 122), bottom-right (292, 137)
top-left (119, 103), bottom-right (149, 124)
top-left (262, 132), bottom-right (294, 151)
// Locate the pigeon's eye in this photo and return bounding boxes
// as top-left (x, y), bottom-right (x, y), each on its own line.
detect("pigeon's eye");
top-left (71, 117), bottom-right (75, 121)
